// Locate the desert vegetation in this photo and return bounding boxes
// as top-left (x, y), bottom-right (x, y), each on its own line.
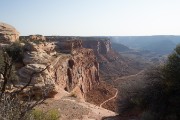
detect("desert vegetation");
top-left (4, 42), bottom-right (25, 62)
top-left (30, 109), bottom-right (60, 120)
top-left (119, 45), bottom-right (180, 120)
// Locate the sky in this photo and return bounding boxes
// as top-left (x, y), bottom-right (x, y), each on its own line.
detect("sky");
top-left (0, 0), bottom-right (180, 36)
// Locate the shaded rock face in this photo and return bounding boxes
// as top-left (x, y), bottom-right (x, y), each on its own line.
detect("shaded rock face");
top-left (0, 22), bottom-right (19, 43)
top-left (18, 39), bottom-right (99, 98)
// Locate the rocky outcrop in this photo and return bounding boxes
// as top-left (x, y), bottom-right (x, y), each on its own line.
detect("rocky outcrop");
top-left (0, 22), bottom-right (19, 43)
top-left (29, 35), bottom-right (46, 41)
top-left (20, 35), bottom-right (46, 41)
top-left (18, 39), bottom-right (99, 98)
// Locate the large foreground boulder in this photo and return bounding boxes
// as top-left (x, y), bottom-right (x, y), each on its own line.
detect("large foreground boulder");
top-left (0, 22), bottom-right (20, 43)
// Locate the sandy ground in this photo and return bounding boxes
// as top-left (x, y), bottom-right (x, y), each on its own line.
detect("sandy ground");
top-left (36, 89), bottom-right (117, 120)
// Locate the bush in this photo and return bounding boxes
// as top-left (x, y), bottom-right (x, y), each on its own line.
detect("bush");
top-left (69, 92), bottom-right (77, 98)
top-left (4, 42), bottom-right (25, 62)
top-left (31, 109), bottom-right (60, 120)
top-left (31, 109), bottom-right (44, 120)
top-left (46, 109), bottom-right (60, 120)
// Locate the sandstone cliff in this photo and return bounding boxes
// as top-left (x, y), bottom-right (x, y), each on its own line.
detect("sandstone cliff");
top-left (17, 37), bottom-right (99, 99)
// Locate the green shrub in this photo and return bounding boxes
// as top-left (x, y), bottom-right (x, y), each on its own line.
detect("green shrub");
top-left (45, 109), bottom-right (60, 120)
top-left (31, 109), bottom-right (45, 120)
top-left (31, 109), bottom-right (60, 120)
top-left (69, 92), bottom-right (77, 98)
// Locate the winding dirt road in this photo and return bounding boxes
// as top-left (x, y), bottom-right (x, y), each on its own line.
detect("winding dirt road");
top-left (114, 70), bottom-right (144, 81)
top-left (100, 70), bottom-right (144, 108)
top-left (100, 88), bottom-right (118, 108)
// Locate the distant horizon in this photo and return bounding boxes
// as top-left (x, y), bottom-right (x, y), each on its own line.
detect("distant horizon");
top-left (1, 0), bottom-right (180, 36)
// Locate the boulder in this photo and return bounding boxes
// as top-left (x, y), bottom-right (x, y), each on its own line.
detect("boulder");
top-left (0, 22), bottom-right (19, 43)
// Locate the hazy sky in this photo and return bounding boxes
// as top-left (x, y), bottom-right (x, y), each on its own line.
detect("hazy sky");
top-left (0, 0), bottom-right (180, 36)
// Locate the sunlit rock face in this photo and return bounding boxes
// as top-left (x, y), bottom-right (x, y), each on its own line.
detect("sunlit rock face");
top-left (18, 38), bottom-right (99, 98)
top-left (0, 22), bottom-right (19, 43)
top-left (82, 37), bottom-right (112, 55)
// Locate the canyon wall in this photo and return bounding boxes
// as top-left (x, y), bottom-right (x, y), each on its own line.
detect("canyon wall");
top-left (81, 37), bottom-right (119, 63)
top-left (18, 38), bottom-right (99, 99)
top-left (82, 37), bottom-right (112, 55)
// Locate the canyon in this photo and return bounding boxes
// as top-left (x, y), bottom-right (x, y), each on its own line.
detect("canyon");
top-left (0, 22), bottom-right (120, 119)
top-left (0, 22), bottom-right (149, 119)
